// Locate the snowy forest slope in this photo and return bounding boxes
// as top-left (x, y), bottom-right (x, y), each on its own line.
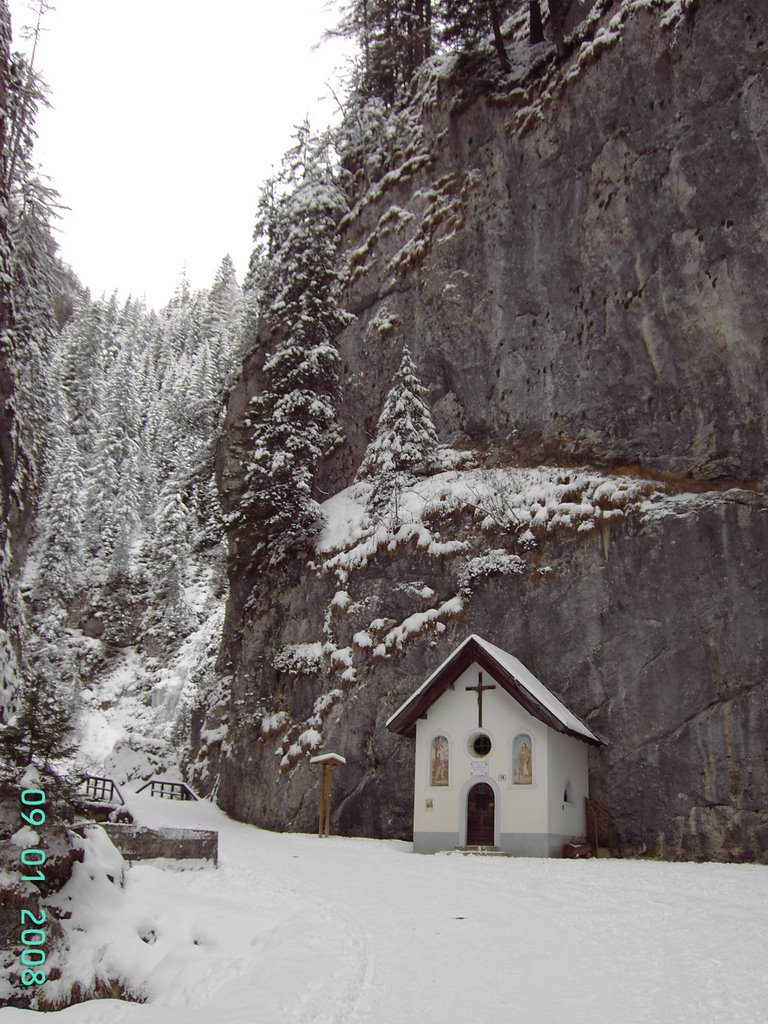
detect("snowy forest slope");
top-left (0, 0), bottom-right (248, 790)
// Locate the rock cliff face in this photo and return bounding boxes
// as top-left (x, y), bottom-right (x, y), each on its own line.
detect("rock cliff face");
top-left (328, 0), bottom-right (767, 488)
top-left (206, 0), bottom-right (768, 862)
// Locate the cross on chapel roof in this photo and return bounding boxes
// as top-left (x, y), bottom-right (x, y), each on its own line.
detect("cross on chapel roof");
top-left (385, 634), bottom-right (601, 745)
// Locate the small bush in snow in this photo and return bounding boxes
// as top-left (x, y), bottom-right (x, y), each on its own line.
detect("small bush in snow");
top-left (458, 550), bottom-right (525, 597)
top-left (272, 642), bottom-right (324, 677)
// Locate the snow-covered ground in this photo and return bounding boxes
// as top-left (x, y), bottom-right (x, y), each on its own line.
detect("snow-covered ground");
top-left (3, 792), bottom-right (767, 1023)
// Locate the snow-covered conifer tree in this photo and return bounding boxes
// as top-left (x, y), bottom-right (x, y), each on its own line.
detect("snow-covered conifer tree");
top-left (36, 433), bottom-right (85, 604)
top-left (357, 346), bottom-right (439, 522)
top-left (241, 126), bottom-right (350, 563)
top-left (0, 668), bottom-right (78, 776)
top-left (332, 1), bottom-right (434, 107)
top-left (150, 480), bottom-right (192, 639)
top-left (206, 254), bottom-right (244, 377)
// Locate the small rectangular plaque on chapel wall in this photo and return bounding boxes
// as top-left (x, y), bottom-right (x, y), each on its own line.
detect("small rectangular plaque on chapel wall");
top-left (470, 761), bottom-right (489, 776)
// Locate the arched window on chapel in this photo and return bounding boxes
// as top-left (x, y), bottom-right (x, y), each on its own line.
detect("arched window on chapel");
top-left (513, 734), bottom-right (533, 785)
top-left (430, 736), bottom-right (449, 787)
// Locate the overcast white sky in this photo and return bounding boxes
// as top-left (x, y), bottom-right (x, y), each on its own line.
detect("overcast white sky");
top-left (7, 0), bottom-right (351, 308)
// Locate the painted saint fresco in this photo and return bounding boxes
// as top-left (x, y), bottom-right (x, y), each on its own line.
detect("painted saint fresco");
top-left (513, 734), bottom-right (533, 784)
top-left (431, 735), bottom-right (449, 786)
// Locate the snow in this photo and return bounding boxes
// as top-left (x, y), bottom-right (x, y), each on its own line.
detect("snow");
top-left (296, 728), bottom-right (322, 751)
top-left (75, 708), bottom-right (127, 769)
top-left (309, 752), bottom-right (347, 765)
top-left (318, 467), bottom-right (659, 573)
top-left (640, 490), bottom-right (736, 522)
top-left (259, 711), bottom-right (289, 737)
top-left (330, 647), bottom-right (353, 669)
top-left (199, 725), bottom-right (227, 746)
top-left (10, 825), bottom-right (39, 847)
top-left (56, 578), bottom-right (228, 789)
top-left (4, 791), bottom-right (767, 1022)
top-left (273, 642), bottom-right (324, 676)
top-left (352, 630), bottom-right (374, 649)
top-left (373, 596), bottom-right (464, 658)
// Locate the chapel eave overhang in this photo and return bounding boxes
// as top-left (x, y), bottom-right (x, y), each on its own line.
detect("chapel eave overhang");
top-left (385, 635), bottom-right (602, 746)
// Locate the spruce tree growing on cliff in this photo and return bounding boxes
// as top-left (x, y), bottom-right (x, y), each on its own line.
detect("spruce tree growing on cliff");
top-left (438, 0), bottom-right (515, 71)
top-left (335, 0), bottom-right (550, 99)
top-left (331, 1), bottom-right (434, 106)
top-left (242, 127), bottom-right (350, 564)
top-left (438, 1), bottom-right (564, 65)
top-left (357, 346), bottom-right (439, 524)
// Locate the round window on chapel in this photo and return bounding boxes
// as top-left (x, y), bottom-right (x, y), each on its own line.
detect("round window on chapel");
top-left (472, 733), bottom-right (492, 758)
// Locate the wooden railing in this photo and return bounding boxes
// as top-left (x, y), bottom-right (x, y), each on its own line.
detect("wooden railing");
top-left (135, 779), bottom-right (198, 801)
top-left (80, 775), bottom-right (125, 806)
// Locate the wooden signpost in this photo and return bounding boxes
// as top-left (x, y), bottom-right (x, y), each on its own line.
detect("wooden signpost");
top-left (310, 752), bottom-right (346, 838)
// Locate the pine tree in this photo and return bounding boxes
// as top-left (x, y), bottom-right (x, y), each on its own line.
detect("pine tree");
top-left (335, 88), bottom-right (390, 200)
top-left (206, 254), bottom-right (244, 379)
top-left (438, 1), bottom-right (564, 64)
top-left (331, 1), bottom-right (434, 107)
top-left (0, 669), bottom-right (78, 774)
top-left (356, 346), bottom-right (439, 523)
top-left (0, 0), bottom-right (17, 619)
top-left (53, 293), bottom-right (108, 442)
top-left (10, 183), bottom-right (60, 481)
top-left (150, 480), bottom-right (192, 639)
top-left (438, 0), bottom-right (517, 71)
top-left (87, 330), bottom-right (142, 575)
top-left (6, 30), bottom-right (62, 501)
top-left (241, 127), bottom-right (350, 563)
top-left (36, 432), bottom-right (85, 604)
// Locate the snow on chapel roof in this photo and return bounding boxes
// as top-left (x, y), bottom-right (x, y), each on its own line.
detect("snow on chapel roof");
top-left (386, 634), bottom-right (601, 745)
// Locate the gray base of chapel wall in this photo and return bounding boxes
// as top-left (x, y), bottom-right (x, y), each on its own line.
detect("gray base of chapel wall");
top-left (413, 832), bottom-right (577, 856)
top-left (500, 833), bottom-right (581, 857)
top-left (413, 832), bottom-right (461, 853)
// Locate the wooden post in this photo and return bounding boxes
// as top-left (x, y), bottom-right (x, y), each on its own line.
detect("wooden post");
top-left (319, 765), bottom-right (332, 837)
top-left (310, 752), bottom-right (346, 838)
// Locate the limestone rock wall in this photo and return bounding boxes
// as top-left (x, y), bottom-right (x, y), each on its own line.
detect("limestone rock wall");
top-left (210, 0), bottom-right (768, 862)
top-left (327, 0), bottom-right (768, 488)
top-left (210, 488), bottom-right (767, 861)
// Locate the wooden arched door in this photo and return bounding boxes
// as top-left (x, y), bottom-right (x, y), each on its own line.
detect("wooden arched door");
top-left (467, 782), bottom-right (495, 846)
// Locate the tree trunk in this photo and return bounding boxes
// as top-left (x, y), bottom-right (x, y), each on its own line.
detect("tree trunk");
top-left (548, 0), bottom-right (567, 60)
top-left (529, 0), bottom-right (544, 44)
top-left (487, 0), bottom-right (512, 73)
top-left (362, 0), bottom-right (370, 71)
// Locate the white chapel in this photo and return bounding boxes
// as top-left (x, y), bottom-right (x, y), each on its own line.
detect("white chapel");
top-left (386, 634), bottom-right (602, 855)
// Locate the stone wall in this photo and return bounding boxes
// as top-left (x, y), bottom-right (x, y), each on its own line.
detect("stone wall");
top-left (102, 825), bottom-right (218, 866)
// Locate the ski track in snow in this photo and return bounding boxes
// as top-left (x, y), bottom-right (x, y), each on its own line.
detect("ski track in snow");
top-left (2, 792), bottom-right (767, 1023)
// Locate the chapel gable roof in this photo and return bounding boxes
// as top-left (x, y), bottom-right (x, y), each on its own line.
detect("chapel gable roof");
top-left (385, 634), bottom-right (601, 745)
